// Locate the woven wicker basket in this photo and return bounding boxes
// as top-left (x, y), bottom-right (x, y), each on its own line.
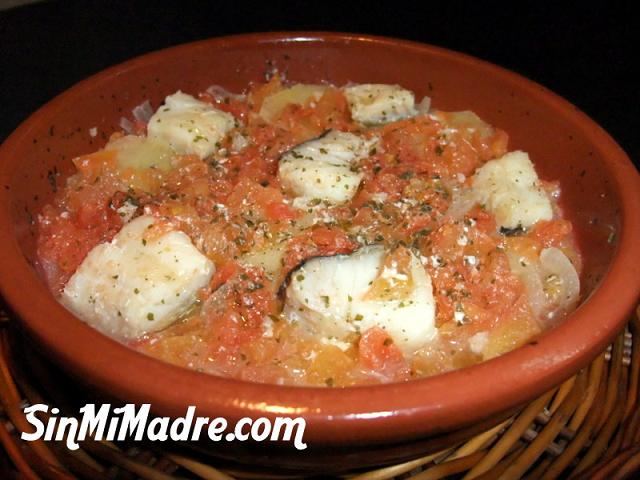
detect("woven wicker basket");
top-left (1, 306), bottom-right (638, 480)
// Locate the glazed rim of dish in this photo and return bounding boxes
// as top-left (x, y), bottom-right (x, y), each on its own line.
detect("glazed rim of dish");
top-left (0, 32), bottom-right (638, 445)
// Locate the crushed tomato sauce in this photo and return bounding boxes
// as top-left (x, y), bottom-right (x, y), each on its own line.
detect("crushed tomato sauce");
top-left (36, 77), bottom-right (581, 386)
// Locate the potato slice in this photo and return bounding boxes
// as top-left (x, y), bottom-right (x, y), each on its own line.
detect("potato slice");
top-left (437, 110), bottom-right (494, 138)
top-left (259, 84), bottom-right (327, 121)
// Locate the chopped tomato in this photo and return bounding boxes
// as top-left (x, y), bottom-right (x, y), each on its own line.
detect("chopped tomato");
top-left (205, 266), bottom-right (276, 350)
top-left (310, 226), bottom-right (356, 254)
top-left (225, 177), bottom-right (292, 221)
top-left (72, 149), bottom-right (118, 182)
top-left (282, 227), bottom-right (358, 278)
top-left (275, 87), bottom-right (353, 138)
top-left (468, 207), bottom-right (497, 233)
top-left (403, 214), bottom-right (434, 236)
top-left (358, 327), bottom-right (410, 381)
top-left (37, 202), bottom-right (122, 292)
top-left (264, 201), bottom-right (299, 221)
top-left (530, 219), bottom-right (572, 248)
top-left (208, 261), bottom-right (240, 292)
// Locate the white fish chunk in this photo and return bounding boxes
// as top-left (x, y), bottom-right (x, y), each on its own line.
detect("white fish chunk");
top-left (343, 84), bottom-right (417, 125)
top-left (147, 91), bottom-right (236, 159)
top-left (473, 150), bottom-right (552, 230)
top-left (278, 130), bottom-right (376, 206)
top-left (283, 245), bottom-right (437, 354)
top-left (62, 215), bottom-right (214, 340)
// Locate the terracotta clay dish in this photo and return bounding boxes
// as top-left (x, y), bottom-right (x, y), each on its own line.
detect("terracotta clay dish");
top-left (0, 33), bottom-right (638, 472)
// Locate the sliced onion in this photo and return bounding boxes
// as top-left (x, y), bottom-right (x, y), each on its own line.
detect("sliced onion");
top-left (118, 117), bottom-right (134, 134)
top-left (506, 245), bottom-right (581, 326)
top-left (506, 251), bottom-right (547, 316)
top-left (231, 132), bottom-right (249, 153)
top-left (417, 96), bottom-right (431, 114)
top-left (205, 84), bottom-right (246, 102)
top-left (132, 100), bottom-right (154, 123)
top-left (540, 247), bottom-right (580, 313)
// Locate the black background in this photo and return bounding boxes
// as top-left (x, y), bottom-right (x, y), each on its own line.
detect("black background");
top-left (0, 1), bottom-right (637, 165)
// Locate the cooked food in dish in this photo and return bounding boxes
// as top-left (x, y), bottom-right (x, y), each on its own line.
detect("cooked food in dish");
top-left (278, 130), bottom-right (375, 207)
top-left (62, 215), bottom-right (215, 339)
top-left (36, 77), bottom-right (582, 386)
